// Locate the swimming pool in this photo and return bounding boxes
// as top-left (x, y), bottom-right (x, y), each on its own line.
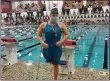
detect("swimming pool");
top-left (1, 25), bottom-right (109, 70)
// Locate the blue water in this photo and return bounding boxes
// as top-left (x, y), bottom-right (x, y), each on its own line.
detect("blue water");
top-left (1, 25), bottom-right (109, 70)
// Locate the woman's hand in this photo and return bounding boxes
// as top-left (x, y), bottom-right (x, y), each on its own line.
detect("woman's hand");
top-left (56, 41), bottom-right (62, 47)
top-left (42, 42), bottom-right (49, 49)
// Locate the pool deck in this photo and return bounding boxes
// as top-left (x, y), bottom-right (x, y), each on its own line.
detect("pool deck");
top-left (1, 60), bottom-right (109, 80)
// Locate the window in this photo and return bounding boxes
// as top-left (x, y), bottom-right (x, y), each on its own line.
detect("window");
top-left (91, 15), bottom-right (93, 18)
top-left (105, 14), bottom-right (107, 17)
top-left (88, 15), bottom-right (90, 18)
top-left (84, 15), bottom-right (86, 18)
top-left (94, 15), bottom-right (96, 18)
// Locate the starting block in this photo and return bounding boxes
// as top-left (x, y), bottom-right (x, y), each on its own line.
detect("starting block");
top-left (59, 40), bottom-right (76, 74)
top-left (1, 37), bottom-right (18, 65)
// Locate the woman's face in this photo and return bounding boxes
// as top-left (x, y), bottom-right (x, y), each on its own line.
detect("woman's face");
top-left (50, 14), bottom-right (58, 18)
top-left (50, 14), bottom-right (58, 23)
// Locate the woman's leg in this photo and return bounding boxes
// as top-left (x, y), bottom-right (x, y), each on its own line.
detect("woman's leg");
top-left (52, 47), bottom-right (62, 80)
top-left (53, 64), bottom-right (59, 80)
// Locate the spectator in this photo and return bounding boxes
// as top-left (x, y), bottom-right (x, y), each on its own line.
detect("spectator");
top-left (16, 4), bottom-right (24, 12)
top-left (31, 3), bottom-right (37, 11)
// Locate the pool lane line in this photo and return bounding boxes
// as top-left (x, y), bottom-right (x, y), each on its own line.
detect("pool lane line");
top-left (16, 36), bottom-right (33, 41)
top-left (75, 28), bottom-right (94, 41)
top-left (83, 28), bottom-right (100, 67)
top-left (17, 43), bottom-right (40, 53)
top-left (18, 45), bottom-right (40, 59)
top-left (1, 43), bottom-right (40, 58)
top-left (108, 27), bottom-right (110, 71)
top-left (73, 28), bottom-right (88, 40)
top-left (103, 32), bottom-right (108, 69)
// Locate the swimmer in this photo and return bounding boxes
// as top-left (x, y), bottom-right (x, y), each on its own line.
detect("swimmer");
top-left (37, 8), bottom-right (69, 80)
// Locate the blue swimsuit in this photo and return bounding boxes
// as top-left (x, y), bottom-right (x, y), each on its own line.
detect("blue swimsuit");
top-left (43, 22), bottom-right (62, 64)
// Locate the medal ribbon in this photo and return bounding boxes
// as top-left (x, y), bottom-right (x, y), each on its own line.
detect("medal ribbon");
top-left (51, 25), bottom-right (57, 37)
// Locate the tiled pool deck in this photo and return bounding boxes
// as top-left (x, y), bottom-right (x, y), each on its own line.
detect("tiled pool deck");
top-left (1, 60), bottom-right (109, 80)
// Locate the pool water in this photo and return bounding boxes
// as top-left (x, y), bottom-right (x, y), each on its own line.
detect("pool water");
top-left (1, 25), bottom-right (109, 70)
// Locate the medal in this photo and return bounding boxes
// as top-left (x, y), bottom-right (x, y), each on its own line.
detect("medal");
top-left (51, 25), bottom-right (58, 37)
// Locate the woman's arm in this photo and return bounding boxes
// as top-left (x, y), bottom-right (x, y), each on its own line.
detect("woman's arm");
top-left (37, 23), bottom-right (49, 48)
top-left (56, 23), bottom-right (69, 46)
top-left (60, 23), bottom-right (69, 44)
top-left (37, 23), bottom-right (44, 44)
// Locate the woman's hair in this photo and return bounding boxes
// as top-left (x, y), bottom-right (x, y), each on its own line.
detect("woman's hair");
top-left (51, 8), bottom-right (58, 14)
